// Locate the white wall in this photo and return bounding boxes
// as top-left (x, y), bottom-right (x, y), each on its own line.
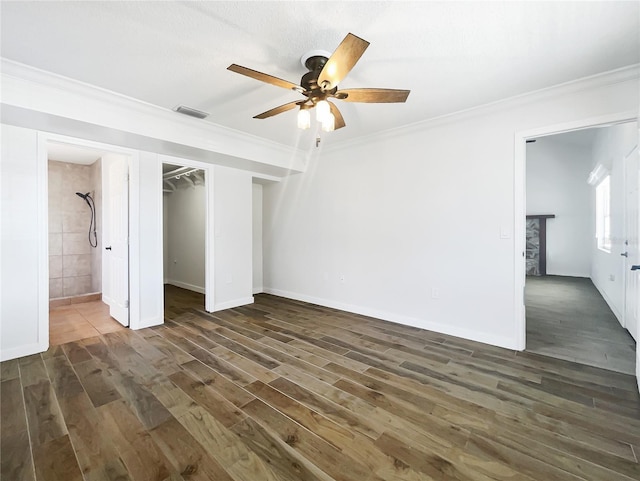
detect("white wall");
top-left (0, 125), bottom-right (47, 360)
top-left (263, 75), bottom-right (638, 349)
top-left (163, 192), bottom-right (170, 281)
top-left (214, 166), bottom-right (254, 311)
top-left (252, 183), bottom-right (263, 294)
top-left (134, 152), bottom-right (164, 329)
top-left (591, 122), bottom-right (639, 322)
top-left (526, 137), bottom-right (592, 277)
top-left (163, 180), bottom-right (206, 293)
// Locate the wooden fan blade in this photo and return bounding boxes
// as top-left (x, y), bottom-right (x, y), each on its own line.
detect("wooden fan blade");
top-left (228, 64), bottom-right (301, 91)
top-left (335, 88), bottom-right (410, 103)
top-left (318, 33), bottom-right (369, 91)
top-left (329, 101), bottom-right (346, 130)
top-left (253, 101), bottom-right (301, 119)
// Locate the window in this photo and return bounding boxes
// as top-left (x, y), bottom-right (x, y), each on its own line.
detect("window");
top-left (596, 175), bottom-right (611, 252)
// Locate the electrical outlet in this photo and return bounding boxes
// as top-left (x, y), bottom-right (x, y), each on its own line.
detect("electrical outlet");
top-left (431, 288), bottom-right (440, 299)
top-left (609, 274), bottom-right (615, 281)
top-left (339, 274), bottom-right (346, 284)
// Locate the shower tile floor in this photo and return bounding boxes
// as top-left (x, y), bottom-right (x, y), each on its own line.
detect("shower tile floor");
top-left (49, 300), bottom-right (125, 345)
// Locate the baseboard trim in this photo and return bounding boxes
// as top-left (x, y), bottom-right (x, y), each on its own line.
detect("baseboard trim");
top-left (214, 296), bottom-right (254, 312)
top-left (590, 277), bottom-right (623, 326)
top-left (133, 316), bottom-right (164, 330)
top-left (253, 287), bottom-right (264, 294)
top-left (263, 288), bottom-right (518, 350)
top-left (0, 340), bottom-right (48, 362)
top-left (165, 280), bottom-right (205, 294)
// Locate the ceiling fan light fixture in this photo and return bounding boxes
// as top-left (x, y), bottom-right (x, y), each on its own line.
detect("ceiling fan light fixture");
top-left (297, 108), bottom-right (311, 130)
top-left (316, 100), bottom-right (330, 122)
top-left (322, 113), bottom-right (335, 132)
top-left (228, 33), bottom-right (410, 133)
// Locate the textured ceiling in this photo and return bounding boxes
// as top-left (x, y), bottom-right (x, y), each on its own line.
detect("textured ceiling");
top-left (1, 1), bottom-right (638, 149)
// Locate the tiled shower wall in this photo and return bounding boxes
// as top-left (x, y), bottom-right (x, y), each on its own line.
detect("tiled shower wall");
top-left (48, 159), bottom-right (102, 299)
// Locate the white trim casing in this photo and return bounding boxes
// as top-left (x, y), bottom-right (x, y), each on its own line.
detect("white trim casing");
top-left (513, 111), bottom-right (638, 352)
top-left (205, 165), bottom-right (216, 313)
top-left (1, 343), bottom-right (46, 363)
top-left (513, 130), bottom-right (527, 351)
top-left (591, 276), bottom-right (624, 324)
top-left (128, 153), bottom-right (140, 328)
top-left (36, 133), bottom-right (50, 351)
top-left (214, 297), bottom-right (254, 312)
top-left (165, 280), bottom-right (205, 295)
top-left (159, 154), bottom-right (215, 312)
top-left (38, 133), bottom-right (142, 335)
top-left (327, 64), bottom-right (640, 154)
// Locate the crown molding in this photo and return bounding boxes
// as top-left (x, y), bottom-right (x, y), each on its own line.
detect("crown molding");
top-left (0, 58), bottom-right (306, 174)
top-left (324, 64), bottom-right (640, 154)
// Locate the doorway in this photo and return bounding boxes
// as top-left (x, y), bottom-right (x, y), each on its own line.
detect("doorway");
top-left (46, 140), bottom-right (131, 344)
top-left (162, 163), bottom-right (207, 313)
top-left (518, 118), bottom-right (638, 375)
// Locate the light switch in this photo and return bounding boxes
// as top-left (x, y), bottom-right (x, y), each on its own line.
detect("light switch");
top-left (500, 227), bottom-right (511, 239)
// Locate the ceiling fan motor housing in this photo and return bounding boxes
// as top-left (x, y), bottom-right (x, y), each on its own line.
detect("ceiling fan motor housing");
top-left (301, 55), bottom-right (337, 102)
top-left (300, 50), bottom-right (336, 100)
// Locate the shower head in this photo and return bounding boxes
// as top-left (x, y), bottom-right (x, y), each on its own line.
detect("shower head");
top-left (76, 192), bottom-right (94, 208)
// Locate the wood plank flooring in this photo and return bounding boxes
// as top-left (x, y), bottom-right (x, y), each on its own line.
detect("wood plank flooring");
top-left (2, 284), bottom-right (640, 481)
top-left (526, 276), bottom-right (636, 374)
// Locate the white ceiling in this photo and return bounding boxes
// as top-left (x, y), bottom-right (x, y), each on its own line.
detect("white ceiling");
top-left (47, 142), bottom-right (105, 165)
top-left (2, 1), bottom-right (638, 148)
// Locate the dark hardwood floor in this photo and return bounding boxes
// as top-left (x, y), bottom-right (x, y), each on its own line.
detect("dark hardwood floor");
top-left (2, 284), bottom-right (640, 480)
top-left (526, 276), bottom-right (636, 374)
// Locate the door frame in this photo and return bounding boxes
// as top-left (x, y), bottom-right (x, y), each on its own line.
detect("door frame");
top-left (37, 132), bottom-right (142, 347)
top-left (159, 154), bottom-right (215, 313)
top-left (513, 110), bottom-right (638, 351)
top-left (623, 144), bottom-right (640, 337)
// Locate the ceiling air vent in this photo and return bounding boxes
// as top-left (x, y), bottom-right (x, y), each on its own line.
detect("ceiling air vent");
top-left (173, 105), bottom-right (209, 119)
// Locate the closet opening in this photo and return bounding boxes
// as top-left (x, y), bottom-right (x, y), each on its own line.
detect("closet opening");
top-left (163, 163), bottom-right (207, 314)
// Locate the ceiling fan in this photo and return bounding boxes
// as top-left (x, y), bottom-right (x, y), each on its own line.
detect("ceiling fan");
top-left (227, 33), bottom-right (410, 132)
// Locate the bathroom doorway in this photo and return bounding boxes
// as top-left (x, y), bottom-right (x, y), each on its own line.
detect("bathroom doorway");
top-left (47, 141), bottom-right (127, 344)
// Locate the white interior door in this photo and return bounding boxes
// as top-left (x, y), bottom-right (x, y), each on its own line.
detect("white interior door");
top-left (104, 155), bottom-right (130, 326)
top-left (624, 146), bottom-right (639, 341)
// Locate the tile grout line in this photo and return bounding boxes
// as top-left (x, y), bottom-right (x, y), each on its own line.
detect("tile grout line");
top-left (49, 301), bottom-right (114, 345)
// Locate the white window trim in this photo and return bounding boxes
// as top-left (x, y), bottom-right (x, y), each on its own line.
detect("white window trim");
top-left (596, 175), bottom-right (612, 253)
